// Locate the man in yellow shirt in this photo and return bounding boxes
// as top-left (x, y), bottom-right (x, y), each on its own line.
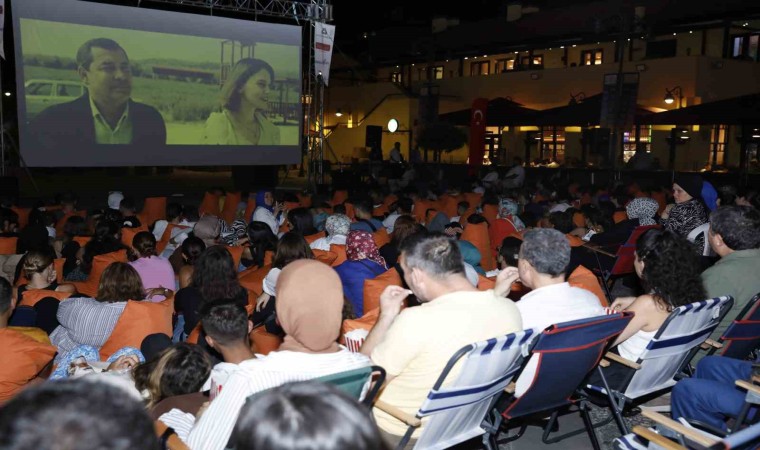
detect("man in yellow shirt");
top-left (361, 233), bottom-right (522, 447)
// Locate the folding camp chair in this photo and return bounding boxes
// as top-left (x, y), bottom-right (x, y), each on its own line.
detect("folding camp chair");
top-left (374, 329), bottom-right (536, 450)
top-left (491, 312), bottom-right (634, 450)
top-left (314, 365), bottom-right (386, 408)
top-left (586, 296), bottom-right (734, 435)
top-left (706, 293), bottom-right (760, 361)
top-left (588, 225), bottom-right (659, 301)
top-left (614, 402), bottom-right (760, 450)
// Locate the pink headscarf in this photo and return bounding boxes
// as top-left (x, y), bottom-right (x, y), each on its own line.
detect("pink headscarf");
top-left (346, 230), bottom-right (386, 268)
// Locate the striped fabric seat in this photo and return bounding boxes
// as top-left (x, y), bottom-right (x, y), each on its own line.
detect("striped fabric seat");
top-left (393, 329), bottom-right (535, 450)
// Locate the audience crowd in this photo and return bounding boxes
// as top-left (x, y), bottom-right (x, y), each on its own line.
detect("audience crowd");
top-left (0, 164), bottom-right (759, 450)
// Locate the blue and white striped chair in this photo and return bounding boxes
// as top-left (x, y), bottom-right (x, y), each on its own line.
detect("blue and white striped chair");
top-left (587, 296), bottom-right (734, 435)
top-left (374, 329), bottom-right (536, 450)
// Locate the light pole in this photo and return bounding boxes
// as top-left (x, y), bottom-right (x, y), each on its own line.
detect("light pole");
top-left (664, 86), bottom-right (684, 108)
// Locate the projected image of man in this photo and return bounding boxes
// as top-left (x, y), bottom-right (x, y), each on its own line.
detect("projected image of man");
top-left (30, 38), bottom-right (166, 147)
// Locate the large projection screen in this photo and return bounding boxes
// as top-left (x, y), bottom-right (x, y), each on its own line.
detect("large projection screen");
top-left (13, 0), bottom-right (302, 167)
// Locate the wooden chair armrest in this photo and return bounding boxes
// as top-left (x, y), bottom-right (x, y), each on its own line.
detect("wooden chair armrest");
top-left (753, 374), bottom-right (760, 384)
top-left (700, 339), bottom-right (723, 350)
top-left (599, 359), bottom-right (610, 368)
top-left (605, 352), bottom-right (641, 370)
top-left (735, 379), bottom-right (760, 397)
top-left (632, 426), bottom-right (686, 450)
top-left (505, 382), bottom-right (515, 394)
top-left (641, 410), bottom-right (718, 448)
top-left (374, 400), bottom-right (422, 428)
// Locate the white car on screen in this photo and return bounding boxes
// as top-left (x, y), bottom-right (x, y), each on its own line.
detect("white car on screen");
top-left (24, 79), bottom-right (85, 119)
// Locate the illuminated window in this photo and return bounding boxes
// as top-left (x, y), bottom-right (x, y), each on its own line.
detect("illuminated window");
top-left (540, 126), bottom-right (565, 162)
top-left (432, 66), bottom-right (444, 79)
top-left (581, 49), bottom-right (604, 65)
top-left (470, 61), bottom-right (490, 76)
top-left (495, 58), bottom-right (515, 73)
top-left (390, 71), bottom-right (402, 83)
top-left (710, 125), bottom-right (729, 166)
top-left (622, 125), bottom-right (652, 163)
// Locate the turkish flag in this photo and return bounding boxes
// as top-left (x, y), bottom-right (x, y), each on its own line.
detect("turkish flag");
top-left (468, 98), bottom-right (489, 175)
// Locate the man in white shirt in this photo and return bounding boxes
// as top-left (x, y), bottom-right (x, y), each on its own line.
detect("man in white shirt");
top-left (382, 198), bottom-right (413, 233)
top-left (482, 167), bottom-right (500, 191)
top-left (360, 234), bottom-right (522, 446)
top-left (497, 228), bottom-right (604, 331)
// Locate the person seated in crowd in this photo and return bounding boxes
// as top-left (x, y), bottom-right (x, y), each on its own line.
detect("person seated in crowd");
top-left (230, 381), bottom-right (386, 450)
top-left (489, 198), bottom-right (525, 255)
top-left (0, 278), bottom-right (57, 404)
top-left (169, 214), bottom-right (221, 273)
top-left (119, 196), bottom-right (142, 229)
top-left (186, 259), bottom-right (371, 450)
top-left (286, 207), bottom-right (317, 237)
top-left (243, 221), bottom-right (277, 268)
top-left (360, 233), bottom-right (522, 446)
top-left (128, 231), bottom-right (175, 301)
top-left (51, 262), bottom-right (170, 363)
top-left (54, 215), bottom-right (89, 278)
top-left (701, 206), bottom-right (760, 339)
top-left (151, 202), bottom-right (188, 243)
top-left (65, 220), bottom-right (127, 282)
top-left (350, 199), bottom-right (384, 233)
top-left (382, 197), bottom-right (413, 234)
top-left (661, 173), bottom-right (708, 253)
top-left (13, 248), bottom-right (77, 333)
top-left (133, 342), bottom-right (212, 412)
top-left (379, 215), bottom-right (421, 267)
top-left (671, 354), bottom-right (759, 432)
top-left (335, 230), bottom-right (388, 318)
top-left (200, 301), bottom-right (255, 391)
top-left (495, 228), bottom-right (603, 331)
top-left (177, 236), bottom-right (205, 289)
top-left (735, 187), bottom-right (759, 210)
top-left (251, 190), bottom-right (286, 235)
top-left (175, 246), bottom-right (247, 337)
top-left (503, 157), bottom-right (526, 189)
top-left (0, 379), bottom-right (159, 450)
top-left (16, 209), bottom-right (52, 257)
top-left (599, 229), bottom-right (707, 385)
top-left (442, 223), bottom-right (486, 285)
top-left (254, 232), bottom-right (314, 321)
top-left (496, 236), bottom-right (522, 271)
top-left (449, 200), bottom-right (469, 224)
top-left (309, 214), bottom-right (350, 251)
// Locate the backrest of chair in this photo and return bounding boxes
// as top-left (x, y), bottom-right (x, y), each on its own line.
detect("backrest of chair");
top-left (363, 268), bottom-right (403, 314)
top-left (225, 245), bottom-right (244, 270)
top-left (238, 264), bottom-right (270, 297)
top-left (243, 198), bottom-right (257, 222)
top-left (686, 223), bottom-right (712, 256)
top-left (142, 197), bottom-right (167, 227)
top-left (100, 297), bottom-right (174, 360)
top-left (10, 207), bottom-right (30, 229)
top-left (0, 237), bottom-right (18, 254)
top-left (121, 225), bottom-right (149, 247)
top-left (199, 191), bottom-right (221, 216)
top-left (719, 293), bottom-right (760, 360)
top-left (624, 296), bottom-right (733, 399)
top-left (70, 249), bottom-right (128, 297)
top-left (329, 244), bottom-right (347, 267)
top-left (460, 222), bottom-right (495, 271)
top-left (502, 312), bottom-right (633, 420)
top-left (54, 258), bottom-right (65, 283)
top-left (608, 225), bottom-right (659, 276)
top-left (313, 366), bottom-right (373, 401)
top-left (413, 329), bottom-right (536, 450)
top-left (19, 289), bottom-right (71, 307)
top-left (221, 192), bottom-right (241, 224)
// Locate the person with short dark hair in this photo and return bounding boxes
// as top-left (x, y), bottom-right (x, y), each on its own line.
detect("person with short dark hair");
top-left (231, 381), bottom-right (385, 450)
top-left (29, 38), bottom-right (166, 148)
top-left (498, 228), bottom-right (603, 331)
top-left (702, 206), bottom-right (760, 339)
top-left (382, 197), bottom-right (413, 233)
top-left (151, 202), bottom-right (188, 245)
top-left (360, 233), bottom-right (521, 444)
top-left (0, 379), bottom-right (159, 450)
top-left (350, 199), bottom-right (384, 233)
top-left (0, 277), bottom-right (57, 404)
top-left (119, 197), bottom-right (141, 228)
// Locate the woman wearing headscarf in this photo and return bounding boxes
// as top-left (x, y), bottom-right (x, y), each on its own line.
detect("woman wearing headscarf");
top-left (489, 198), bottom-right (525, 255)
top-left (251, 190), bottom-right (286, 235)
top-left (661, 173), bottom-right (708, 252)
top-left (334, 230), bottom-right (388, 317)
top-left (584, 197), bottom-right (660, 247)
top-left (309, 214), bottom-right (350, 251)
top-left (185, 259), bottom-right (370, 450)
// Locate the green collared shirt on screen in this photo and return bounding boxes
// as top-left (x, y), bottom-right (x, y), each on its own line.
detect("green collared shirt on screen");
top-left (89, 95), bottom-right (133, 144)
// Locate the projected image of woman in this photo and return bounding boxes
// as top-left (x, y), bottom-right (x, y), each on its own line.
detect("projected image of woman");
top-left (202, 58), bottom-right (281, 145)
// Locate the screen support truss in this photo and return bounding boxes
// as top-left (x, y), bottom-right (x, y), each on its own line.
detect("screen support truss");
top-left (131, 0), bottom-right (331, 187)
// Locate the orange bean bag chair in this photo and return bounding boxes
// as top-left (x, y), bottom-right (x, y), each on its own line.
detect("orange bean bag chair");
top-left (304, 231), bottom-right (326, 244)
top-left (0, 328), bottom-right (57, 404)
top-left (413, 200), bottom-right (432, 224)
top-left (372, 204), bottom-right (390, 218)
top-left (489, 219), bottom-right (518, 254)
top-left (198, 192), bottom-right (221, 217)
top-left (463, 192), bottom-right (483, 210)
top-left (10, 207), bottom-right (31, 230)
top-left (573, 211), bottom-right (586, 228)
top-left (221, 192), bottom-right (242, 224)
top-left (382, 194), bottom-right (398, 209)
top-left (362, 268), bottom-right (403, 314)
top-left (441, 195), bottom-right (462, 218)
top-left (54, 258), bottom-right (65, 283)
top-left (567, 265), bottom-right (609, 307)
top-left (330, 190), bottom-right (348, 206)
top-left (121, 225), bottom-right (149, 247)
top-left (238, 264), bottom-right (271, 297)
top-left (55, 211), bottom-right (87, 235)
top-left (141, 197), bottom-right (167, 228)
top-left (481, 204), bottom-right (499, 224)
top-left (312, 250), bottom-right (338, 266)
top-left (460, 221), bottom-right (496, 271)
top-left (612, 210), bottom-right (628, 224)
top-left (70, 249), bottom-right (128, 298)
top-left (329, 244), bottom-right (347, 267)
top-left (372, 229), bottom-right (391, 249)
top-left (0, 237), bottom-right (18, 254)
top-left (243, 198), bottom-right (257, 222)
top-left (73, 236), bottom-right (92, 247)
top-left (99, 297), bottom-right (174, 360)
top-left (225, 245), bottom-right (245, 269)
top-left (252, 327), bottom-right (284, 355)
top-left (19, 289), bottom-right (72, 308)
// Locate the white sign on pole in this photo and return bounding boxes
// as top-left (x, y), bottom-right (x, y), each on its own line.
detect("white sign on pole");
top-left (314, 22), bottom-right (335, 85)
